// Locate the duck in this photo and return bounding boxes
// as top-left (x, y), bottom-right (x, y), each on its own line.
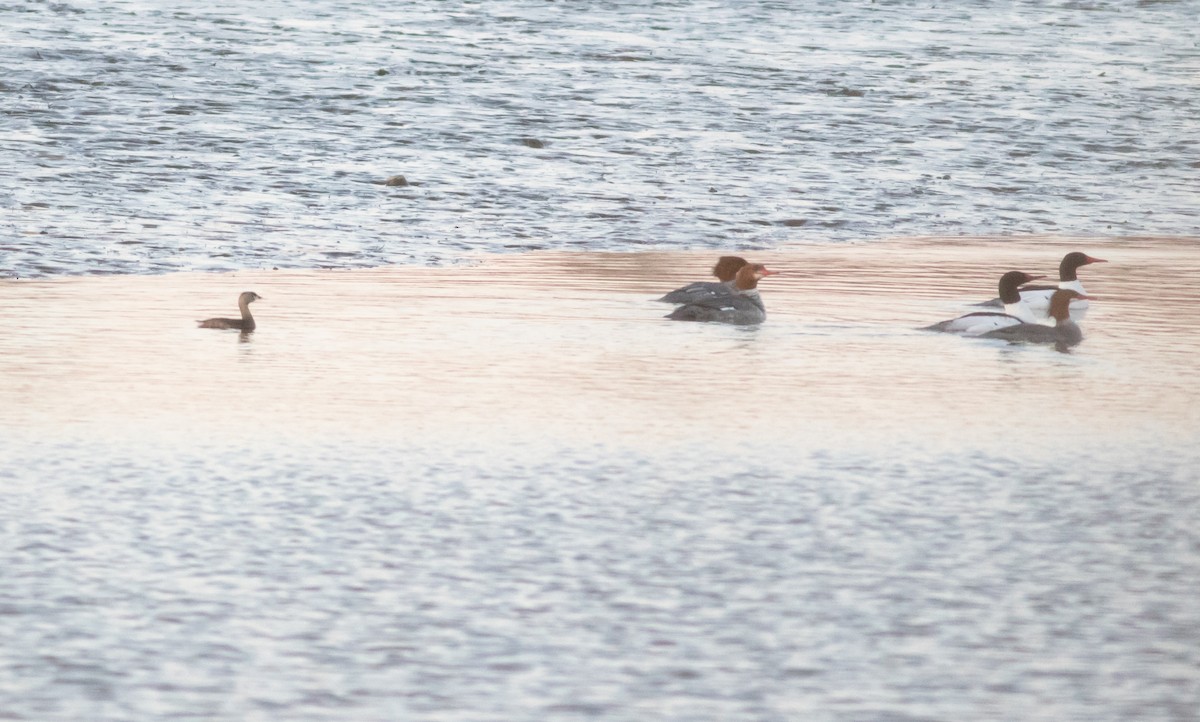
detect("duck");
top-left (922, 271), bottom-right (1045, 336)
top-left (665, 263), bottom-right (776, 325)
top-left (978, 251), bottom-right (1106, 314)
top-left (980, 289), bottom-right (1089, 351)
top-left (657, 256), bottom-right (748, 304)
top-left (198, 291), bottom-right (263, 331)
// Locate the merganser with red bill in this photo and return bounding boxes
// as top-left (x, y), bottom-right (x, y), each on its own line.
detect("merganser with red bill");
top-left (980, 289), bottom-right (1089, 352)
top-left (922, 271), bottom-right (1045, 335)
top-left (978, 251), bottom-right (1106, 314)
top-left (657, 256), bottom-right (748, 304)
top-left (666, 263), bottom-right (777, 325)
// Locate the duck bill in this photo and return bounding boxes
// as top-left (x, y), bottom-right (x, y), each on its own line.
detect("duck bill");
top-left (1084, 256), bottom-right (1108, 264)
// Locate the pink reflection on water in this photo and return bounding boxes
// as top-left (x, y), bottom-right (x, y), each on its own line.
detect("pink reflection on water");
top-left (1, 237), bottom-right (1197, 457)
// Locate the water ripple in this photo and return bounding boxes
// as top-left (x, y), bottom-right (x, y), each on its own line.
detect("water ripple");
top-left (2, 2), bottom-right (1198, 277)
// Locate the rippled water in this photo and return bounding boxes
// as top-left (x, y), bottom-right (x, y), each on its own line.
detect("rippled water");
top-left (3, 2), bottom-right (1200, 719)
top-left (3, 1), bottom-right (1199, 277)
top-left (3, 237), bottom-right (1200, 720)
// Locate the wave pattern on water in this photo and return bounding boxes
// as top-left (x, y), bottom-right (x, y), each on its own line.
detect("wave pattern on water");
top-left (2, 1), bottom-right (1199, 277)
top-left (1, 439), bottom-right (1198, 722)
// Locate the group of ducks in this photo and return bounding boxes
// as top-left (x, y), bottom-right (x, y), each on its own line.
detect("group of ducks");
top-left (650, 251), bottom-right (1106, 350)
top-left (919, 252), bottom-right (1105, 350)
top-left (198, 251), bottom-right (1106, 351)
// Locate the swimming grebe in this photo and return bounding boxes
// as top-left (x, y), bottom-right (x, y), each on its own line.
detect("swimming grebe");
top-left (198, 291), bottom-right (263, 331)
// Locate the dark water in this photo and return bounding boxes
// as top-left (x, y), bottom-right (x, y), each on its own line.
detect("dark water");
top-left (3, 1), bottom-right (1199, 278)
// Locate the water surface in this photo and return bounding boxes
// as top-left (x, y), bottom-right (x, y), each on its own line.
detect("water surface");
top-left (4, 1), bottom-right (1200, 718)
top-left (3, 1), bottom-right (1199, 277)
top-left (2, 237), bottom-right (1198, 721)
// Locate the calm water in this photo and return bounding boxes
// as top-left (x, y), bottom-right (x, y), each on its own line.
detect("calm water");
top-left (3, 1), bottom-right (1200, 720)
